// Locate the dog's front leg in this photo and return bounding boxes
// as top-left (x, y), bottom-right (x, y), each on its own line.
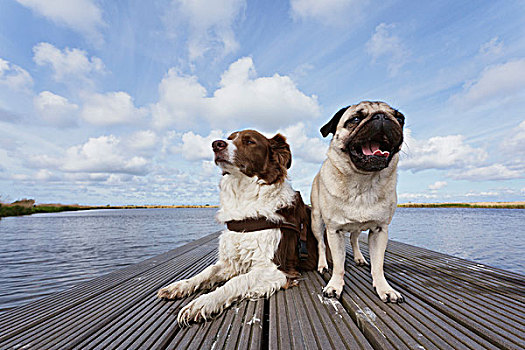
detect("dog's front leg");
top-left (157, 262), bottom-right (232, 299)
top-left (322, 229), bottom-right (346, 298)
top-left (350, 231), bottom-right (368, 266)
top-left (311, 208), bottom-right (328, 273)
top-left (177, 267), bottom-right (287, 325)
top-left (368, 226), bottom-right (404, 303)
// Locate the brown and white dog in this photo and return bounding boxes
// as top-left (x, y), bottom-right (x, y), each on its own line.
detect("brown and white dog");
top-left (157, 130), bottom-right (317, 325)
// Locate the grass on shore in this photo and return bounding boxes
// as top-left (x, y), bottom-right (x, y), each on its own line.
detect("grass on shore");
top-left (0, 204), bottom-right (108, 218)
top-left (398, 202), bottom-right (525, 209)
top-left (0, 204), bottom-right (219, 218)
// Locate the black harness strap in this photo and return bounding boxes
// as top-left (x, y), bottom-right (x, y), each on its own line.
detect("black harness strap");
top-left (226, 217), bottom-right (309, 260)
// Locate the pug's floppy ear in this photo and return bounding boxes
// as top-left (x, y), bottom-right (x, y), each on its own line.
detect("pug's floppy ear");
top-left (269, 133), bottom-right (292, 169)
top-left (320, 106), bottom-right (350, 137)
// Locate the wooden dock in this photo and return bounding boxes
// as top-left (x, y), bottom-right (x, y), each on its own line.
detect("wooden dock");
top-left (1, 232), bottom-right (523, 349)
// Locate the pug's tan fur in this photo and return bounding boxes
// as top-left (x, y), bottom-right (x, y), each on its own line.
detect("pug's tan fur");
top-left (311, 101), bottom-right (405, 303)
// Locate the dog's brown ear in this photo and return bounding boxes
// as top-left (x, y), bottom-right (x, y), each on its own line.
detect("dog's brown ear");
top-left (320, 106), bottom-right (349, 137)
top-left (270, 133), bottom-right (292, 169)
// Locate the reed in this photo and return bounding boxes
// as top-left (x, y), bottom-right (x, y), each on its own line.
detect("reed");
top-left (398, 202), bottom-right (525, 209)
top-left (0, 204), bottom-right (107, 218)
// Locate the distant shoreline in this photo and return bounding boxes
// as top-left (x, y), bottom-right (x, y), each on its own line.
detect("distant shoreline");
top-left (1, 201), bottom-right (523, 218)
top-left (116, 205), bottom-right (219, 209)
top-left (0, 204), bottom-right (219, 218)
top-left (398, 202), bottom-right (525, 209)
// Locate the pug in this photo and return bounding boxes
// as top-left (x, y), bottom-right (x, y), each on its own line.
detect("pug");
top-left (311, 101), bottom-right (405, 303)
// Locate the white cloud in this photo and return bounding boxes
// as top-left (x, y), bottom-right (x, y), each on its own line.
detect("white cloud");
top-left (290, 0), bottom-right (363, 25)
top-left (124, 130), bottom-right (158, 154)
top-left (0, 58), bottom-right (33, 92)
top-left (151, 69), bottom-right (207, 129)
top-left (201, 160), bottom-right (221, 177)
top-left (400, 129), bottom-right (487, 172)
top-left (211, 57), bottom-right (321, 128)
top-left (33, 42), bottom-right (105, 83)
top-left (61, 135), bottom-right (150, 175)
top-left (399, 121), bottom-right (524, 182)
top-left (479, 37), bottom-right (503, 57)
top-left (398, 192), bottom-right (438, 201)
top-left (34, 169), bottom-right (61, 182)
top-left (452, 59), bottom-right (525, 108)
top-left (167, 0), bottom-right (245, 60)
top-left (464, 190), bottom-right (500, 197)
top-left (176, 130), bottom-right (225, 161)
top-left (17, 0), bottom-right (105, 46)
top-left (449, 164), bottom-right (523, 181)
top-left (366, 23), bottom-right (408, 75)
top-left (428, 181), bottom-right (447, 190)
top-left (152, 57), bottom-right (321, 130)
top-left (81, 91), bottom-right (146, 125)
top-left (277, 123), bottom-right (327, 163)
top-left (28, 134), bottom-right (152, 176)
top-left (34, 91), bottom-right (79, 126)
top-left (501, 120), bottom-right (525, 158)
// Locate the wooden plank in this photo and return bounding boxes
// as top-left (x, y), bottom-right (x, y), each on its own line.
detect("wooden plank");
top-left (0, 234), bottom-right (220, 350)
top-left (350, 235), bottom-right (525, 350)
top-left (1, 231), bottom-right (523, 350)
top-left (339, 253), bottom-right (499, 350)
top-left (269, 270), bottom-right (373, 349)
top-left (82, 254), bottom-right (219, 349)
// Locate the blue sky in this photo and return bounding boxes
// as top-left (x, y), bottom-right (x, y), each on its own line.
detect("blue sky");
top-left (0, 0), bottom-right (524, 205)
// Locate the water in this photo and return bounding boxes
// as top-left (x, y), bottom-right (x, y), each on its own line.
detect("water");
top-left (0, 208), bottom-right (222, 312)
top-left (0, 207), bottom-right (523, 312)
top-left (388, 207), bottom-right (524, 275)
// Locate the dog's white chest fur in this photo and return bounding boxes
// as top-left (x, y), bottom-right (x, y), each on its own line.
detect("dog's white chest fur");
top-left (215, 173), bottom-right (296, 270)
top-left (219, 229), bottom-right (281, 274)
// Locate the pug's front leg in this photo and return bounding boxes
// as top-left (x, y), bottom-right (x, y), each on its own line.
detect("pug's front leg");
top-left (350, 231), bottom-right (368, 266)
top-left (311, 207), bottom-right (328, 273)
top-left (368, 226), bottom-right (404, 303)
top-left (322, 229), bottom-right (346, 298)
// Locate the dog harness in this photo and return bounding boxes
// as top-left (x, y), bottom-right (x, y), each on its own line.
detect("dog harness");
top-left (225, 191), bottom-right (317, 280)
top-left (226, 219), bottom-right (308, 259)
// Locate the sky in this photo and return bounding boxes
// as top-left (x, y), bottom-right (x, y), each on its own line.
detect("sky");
top-left (0, 0), bottom-right (524, 206)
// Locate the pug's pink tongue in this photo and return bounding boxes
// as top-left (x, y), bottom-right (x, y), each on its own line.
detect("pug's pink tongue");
top-left (362, 142), bottom-right (390, 157)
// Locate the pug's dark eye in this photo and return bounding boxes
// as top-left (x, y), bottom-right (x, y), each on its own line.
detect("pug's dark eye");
top-left (246, 139), bottom-right (255, 145)
top-left (344, 117), bottom-right (361, 128)
top-left (393, 111), bottom-right (405, 125)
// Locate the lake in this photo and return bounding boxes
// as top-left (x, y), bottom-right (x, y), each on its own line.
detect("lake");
top-left (0, 207), bottom-right (523, 312)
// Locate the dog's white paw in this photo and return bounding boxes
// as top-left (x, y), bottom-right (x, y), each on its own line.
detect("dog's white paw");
top-left (374, 282), bottom-right (404, 303)
top-left (354, 255), bottom-right (368, 266)
top-left (318, 256), bottom-right (329, 274)
top-left (322, 284), bottom-right (343, 299)
top-left (322, 277), bottom-right (344, 299)
top-left (157, 280), bottom-right (192, 299)
top-left (177, 295), bottom-right (218, 326)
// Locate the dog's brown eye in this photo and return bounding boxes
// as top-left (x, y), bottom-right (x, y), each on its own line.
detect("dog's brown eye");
top-left (396, 116), bottom-right (405, 125)
top-left (246, 140), bottom-right (255, 145)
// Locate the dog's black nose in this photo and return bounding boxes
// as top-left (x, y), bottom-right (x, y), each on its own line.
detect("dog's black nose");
top-left (212, 140), bottom-right (227, 152)
top-left (372, 113), bottom-right (386, 121)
